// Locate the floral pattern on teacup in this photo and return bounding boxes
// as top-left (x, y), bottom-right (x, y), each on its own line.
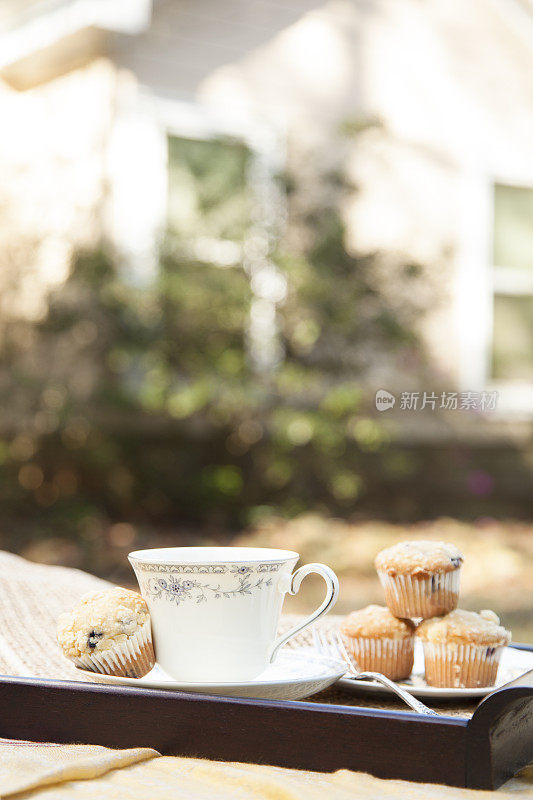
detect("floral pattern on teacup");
top-left (143, 572), bottom-right (274, 605)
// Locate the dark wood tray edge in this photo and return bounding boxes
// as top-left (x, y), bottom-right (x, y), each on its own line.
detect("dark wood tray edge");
top-left (0, 644), bottom-right (531, 790)
top-left (0, 673), bottom-right (468, 787)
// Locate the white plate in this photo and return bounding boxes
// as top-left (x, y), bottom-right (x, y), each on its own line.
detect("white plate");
top-left (76, 649), bottom-right (346, 701)
top-left (337, 642), bottom-right (533, 699)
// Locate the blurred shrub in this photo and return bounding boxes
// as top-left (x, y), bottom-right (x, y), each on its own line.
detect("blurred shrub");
top-left (0, 142), bottom-right (531, 576)
top-left (0, 186), bottom-right (427, 555)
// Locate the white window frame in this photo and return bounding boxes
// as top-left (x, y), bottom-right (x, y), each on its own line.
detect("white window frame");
top-left (112, 90), bottom-right (288, 372)
top-left (151, 95), bottom-right (285, 231)
top-left (106, 88), bottom-right (285, 275)
top-left (456, 170), bottom-right (533, 417)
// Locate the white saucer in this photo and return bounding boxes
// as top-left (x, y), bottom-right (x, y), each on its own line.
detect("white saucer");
top-left (337, 642), bottom-right (533, 699)
top-left (77, 648), bottom-right (346, 701)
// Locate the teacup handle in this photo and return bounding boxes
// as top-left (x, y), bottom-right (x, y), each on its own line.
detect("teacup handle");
top-left (269, 563), bottom-right (339, 663)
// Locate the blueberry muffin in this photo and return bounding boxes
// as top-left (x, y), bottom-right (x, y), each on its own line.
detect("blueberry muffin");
top-left (57, 587), bottom-right (155, 678)
top-left (375, 540), bottom-right (463, 619)
top-left (417, 609), bottom-right (511, 688)
top-left (339, 604), bottom-right (416, 681)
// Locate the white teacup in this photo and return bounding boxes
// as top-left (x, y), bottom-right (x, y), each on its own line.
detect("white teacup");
top-left (128, 546), bottom-right (339, 682)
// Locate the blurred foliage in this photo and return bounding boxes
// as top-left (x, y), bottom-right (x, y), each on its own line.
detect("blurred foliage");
top-left (0, 130), bottom-right (531, 577)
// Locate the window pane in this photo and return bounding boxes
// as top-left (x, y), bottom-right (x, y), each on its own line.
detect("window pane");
top-left (492, 294), bottom-right (533, 381)
top-left (167, 136), bottom-right (251, 242)
top-left (493, 184), bottom-right (533, 270)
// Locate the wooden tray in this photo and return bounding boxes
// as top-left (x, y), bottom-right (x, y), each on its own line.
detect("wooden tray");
top-left (0, 645), bottom-right (532, 791)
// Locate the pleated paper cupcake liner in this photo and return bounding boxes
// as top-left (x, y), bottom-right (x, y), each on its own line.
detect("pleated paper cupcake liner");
top-left (378, 568), bottom-right (460, 620)
top-left (421, 640), bottom-right (504, 688)
top-left (342, 635), bottom-right (414, 681)
top-left (74, 618), bottom-right (155, 678)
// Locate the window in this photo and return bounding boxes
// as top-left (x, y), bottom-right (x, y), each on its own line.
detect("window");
top-left (161, 111), bottom-right (286, 372)
top-left (493, 184), bottom-right (533, 270)
top-left (490, 183), bottom-right (533, 383)
top-left (167, 135), bottom-right (252, 266)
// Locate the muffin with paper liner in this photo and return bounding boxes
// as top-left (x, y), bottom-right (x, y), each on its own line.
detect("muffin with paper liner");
top-left (417, 609), bottom-right (511, 688)
top-left (57, 587), bottom-right (155, 678)
top-left (375, 540), bottom-right (463, 620)
top-left (339, 604), bottom-right (416, 681)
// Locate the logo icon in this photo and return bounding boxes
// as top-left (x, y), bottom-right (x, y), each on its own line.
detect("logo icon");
top-left (375, 389), bottom-right (395, 411)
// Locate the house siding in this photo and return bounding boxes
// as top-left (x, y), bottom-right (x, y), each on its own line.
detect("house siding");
top-left (1, 0), bottom-right (533, 398)
top-left (0, 56), bottom-right (117, 319)
top-left (110, 0), bottom-right (533, 390)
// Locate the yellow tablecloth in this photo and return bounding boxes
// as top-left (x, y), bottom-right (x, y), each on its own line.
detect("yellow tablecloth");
top-left (1, 740), bottom-right (532, 799)
top-left (0, 551), bottom-right (531, 799)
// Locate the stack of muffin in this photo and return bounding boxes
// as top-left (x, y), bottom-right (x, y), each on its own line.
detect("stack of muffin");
top-left (340, 541), bottom-right (511, 688)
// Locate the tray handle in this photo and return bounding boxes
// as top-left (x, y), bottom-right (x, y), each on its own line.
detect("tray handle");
top-left (467, 667), bottom-right (533, 790)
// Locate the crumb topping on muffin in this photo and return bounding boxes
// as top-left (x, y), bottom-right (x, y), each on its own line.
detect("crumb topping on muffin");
top-left (416, 609), bottom-right (511, 646)
top-left (375, 540), bottom-right (463, 577)
top-left (340, 605), bottom-right (416, 640)
top-left (57, 587), bottom-right (150, 659)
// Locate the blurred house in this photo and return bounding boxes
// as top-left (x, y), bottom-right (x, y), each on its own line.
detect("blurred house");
top-left (1, 0), bottom-right (533, 421)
